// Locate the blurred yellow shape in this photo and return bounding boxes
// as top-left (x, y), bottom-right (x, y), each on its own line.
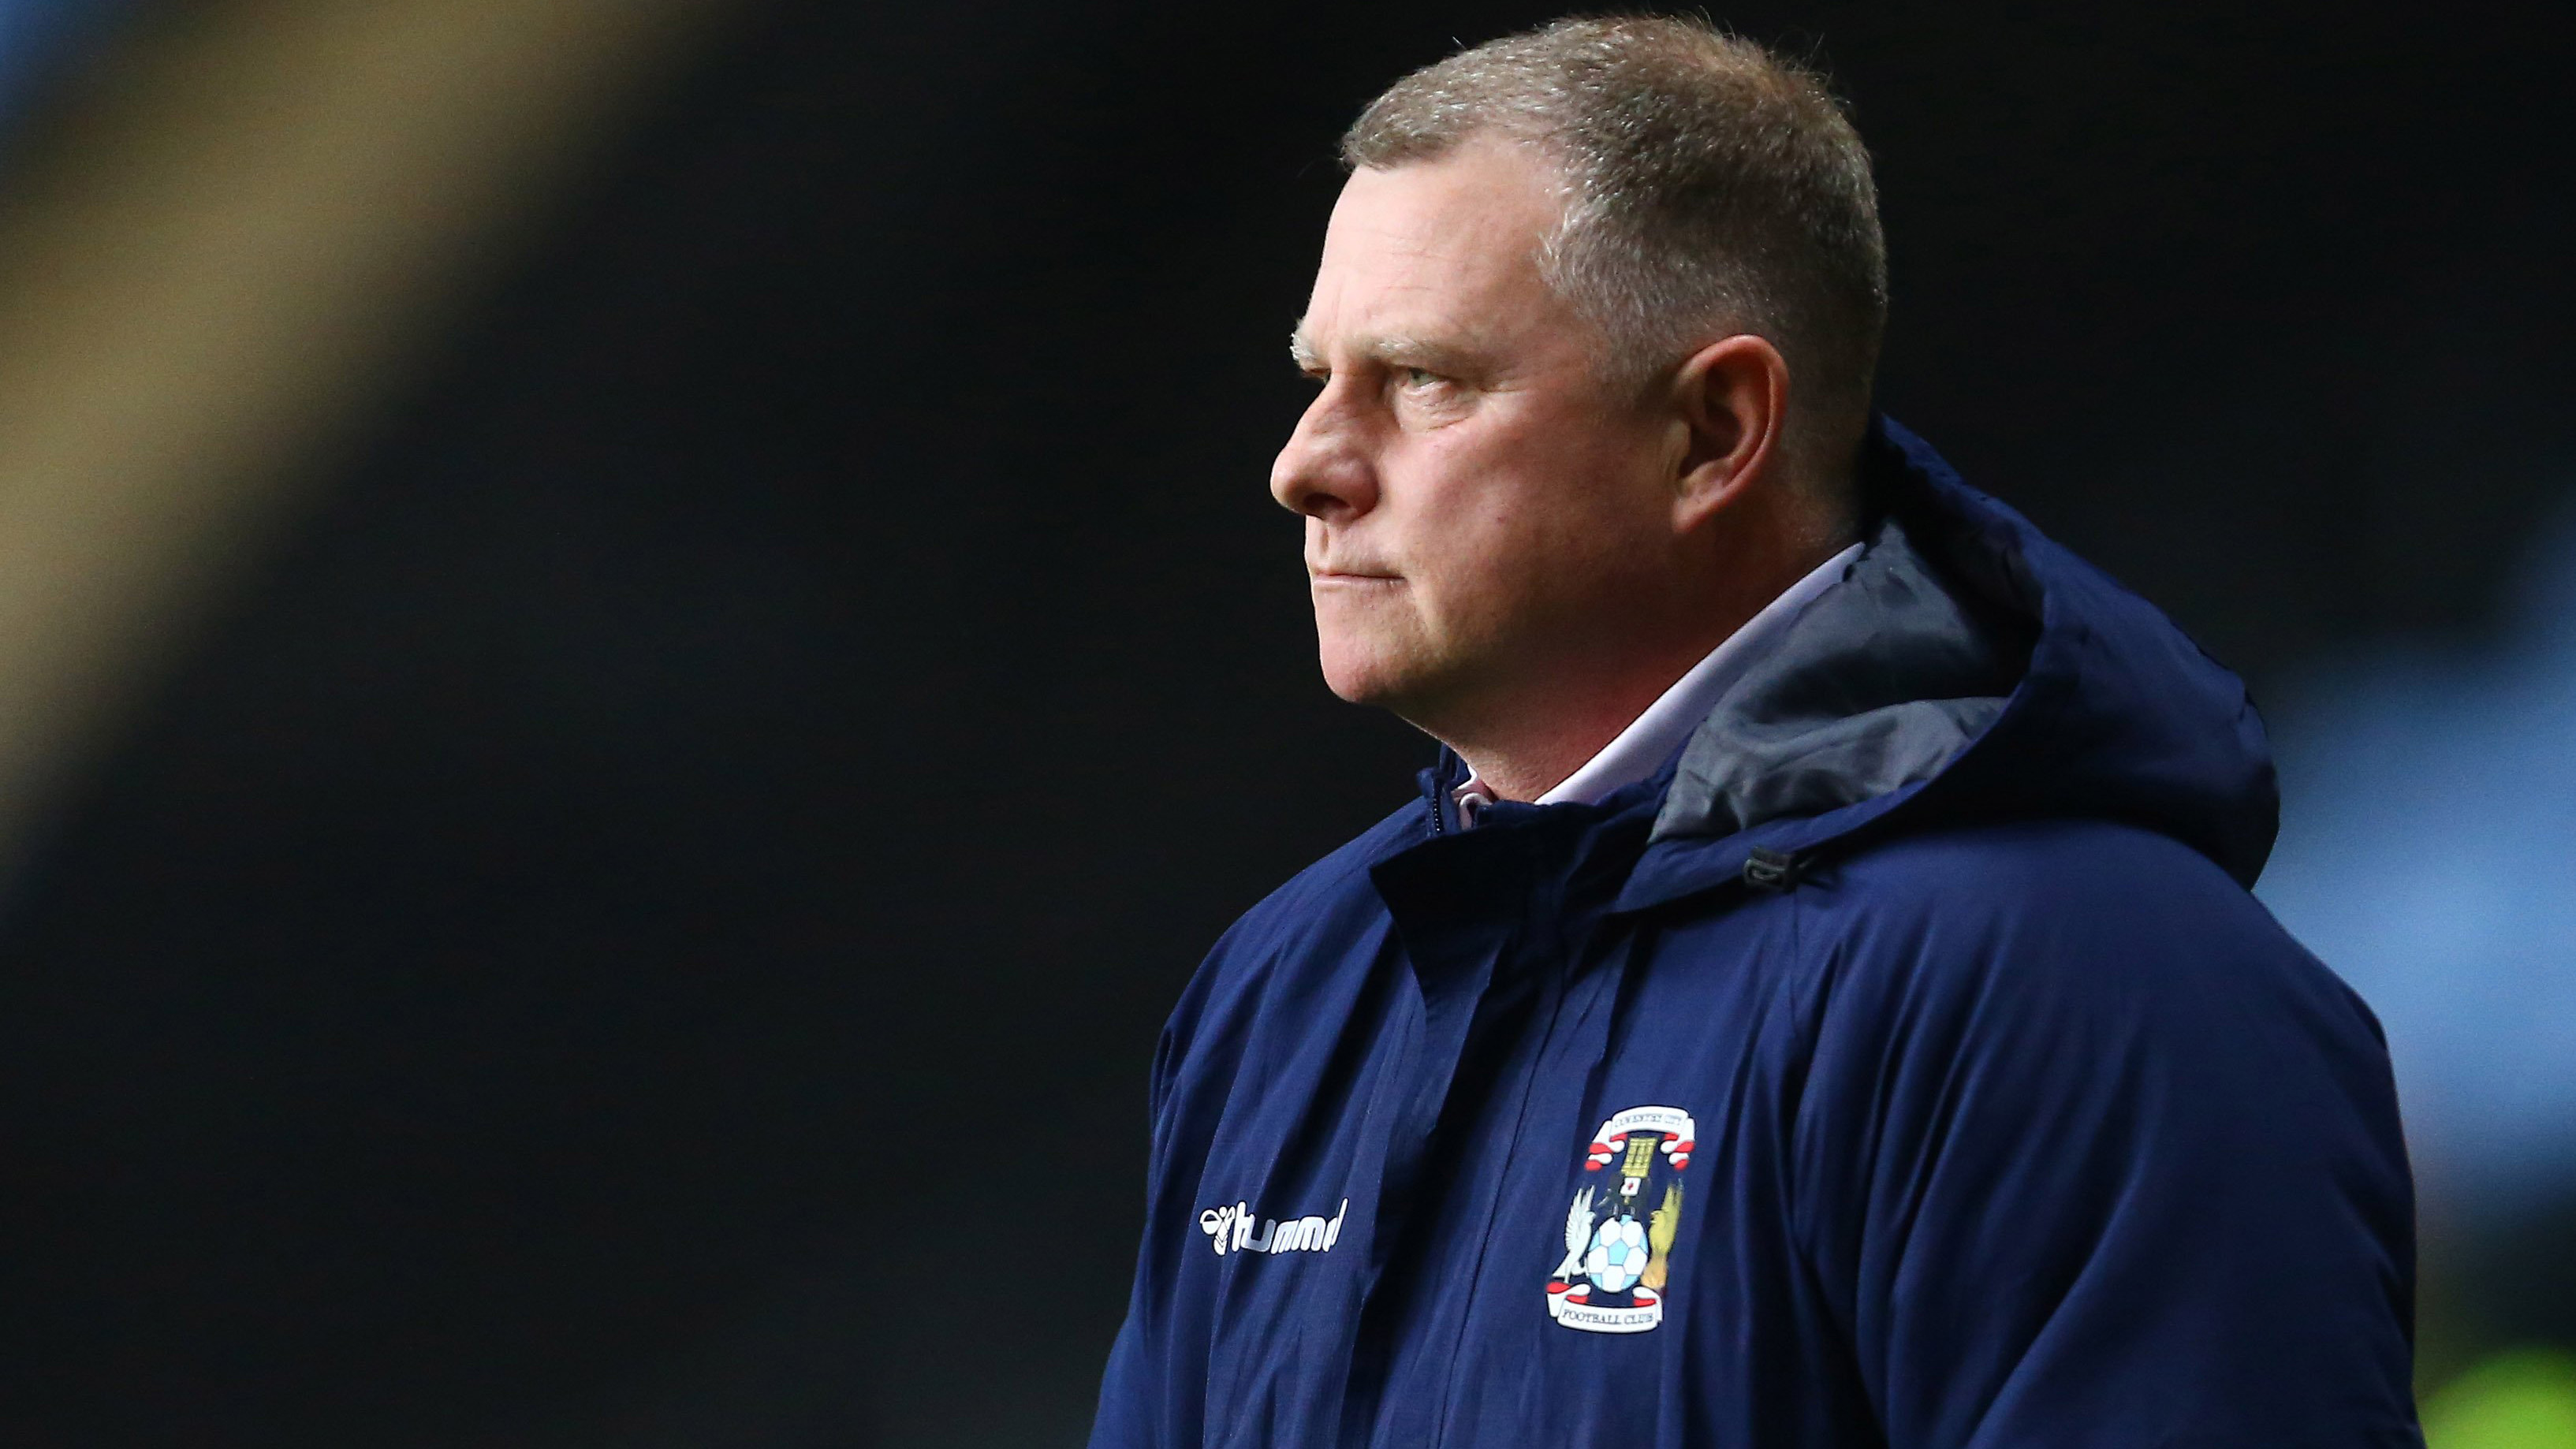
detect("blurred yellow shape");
top-left (2424, 1346), bottom-right (2576, 1449)
top-left (0, 0), bottom-right (738, 872)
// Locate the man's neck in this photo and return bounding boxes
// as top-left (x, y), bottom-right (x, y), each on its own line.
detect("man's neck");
top-left (1448, 664), bottom-right (1702, 803)
top-left (1442, 537), bottom-right (1863, 804)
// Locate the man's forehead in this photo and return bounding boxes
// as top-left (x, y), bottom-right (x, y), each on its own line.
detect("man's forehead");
top-left (1322, 158), bottom-right (1554, 283)
top-left (1294, 147), bottom-right (1566, 364)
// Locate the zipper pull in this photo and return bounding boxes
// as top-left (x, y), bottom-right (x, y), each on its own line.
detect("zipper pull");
top-left (1742, 846), bottom-right (1802, 892)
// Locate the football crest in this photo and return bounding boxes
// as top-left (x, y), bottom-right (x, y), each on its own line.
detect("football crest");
top-left (1545, 1104), bottom-right (1694, 1333)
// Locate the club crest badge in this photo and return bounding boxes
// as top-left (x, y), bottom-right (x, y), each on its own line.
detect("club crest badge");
top-left (1545, 1104), bottom-right (1694, 1333)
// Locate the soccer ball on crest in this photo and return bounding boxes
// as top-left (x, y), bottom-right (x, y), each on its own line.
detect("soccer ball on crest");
top-left (1584, 1214), bottom-right (1648, 1293)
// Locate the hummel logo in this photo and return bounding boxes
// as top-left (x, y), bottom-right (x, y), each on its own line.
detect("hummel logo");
top-left (1195, 1198), bottom-right (1348, 1257)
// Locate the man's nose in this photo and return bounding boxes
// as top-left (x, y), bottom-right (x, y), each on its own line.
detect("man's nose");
top-left (1269, 389), bottom-right (1377, 522)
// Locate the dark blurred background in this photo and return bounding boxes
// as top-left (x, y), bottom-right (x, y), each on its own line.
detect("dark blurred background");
top-left (0, 2), bottom-right (2569, 1443)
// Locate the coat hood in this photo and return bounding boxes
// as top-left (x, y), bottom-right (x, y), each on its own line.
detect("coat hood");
top-left (1612, 418), bottom-right (2278, 911)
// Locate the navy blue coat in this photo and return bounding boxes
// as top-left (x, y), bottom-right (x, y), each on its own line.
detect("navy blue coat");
top-left (1090, 422), bottom-right (2420, 1448)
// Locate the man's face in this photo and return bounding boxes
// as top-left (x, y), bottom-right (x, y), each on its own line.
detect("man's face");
top-left (1273, 139), bottom-right (1681, 729)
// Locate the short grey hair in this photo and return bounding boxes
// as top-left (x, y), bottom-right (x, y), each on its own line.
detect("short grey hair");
top-left (1344, 15), bottom-right (1888, 456)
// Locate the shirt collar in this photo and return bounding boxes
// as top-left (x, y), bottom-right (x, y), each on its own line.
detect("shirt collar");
top-left (1453, 541), bottom-right (1864, 823)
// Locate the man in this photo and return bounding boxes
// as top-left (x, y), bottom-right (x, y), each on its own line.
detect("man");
top-left (1091, 17), bottom-right (2420, 1448)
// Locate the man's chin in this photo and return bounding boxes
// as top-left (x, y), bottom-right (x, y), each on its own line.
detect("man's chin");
top-left (1319, 663), bottom-right (1403, 709)
top-left (1317, 643), bottom-right (1458, 719)
top-left (1317, 651), bottom-right (1415, 710)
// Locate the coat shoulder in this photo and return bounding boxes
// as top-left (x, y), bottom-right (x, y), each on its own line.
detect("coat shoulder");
top-left (1227, 797), bottom-right (1422, 944)
top-left (1795, 818), bottom-right (2373, 1034)
top-left (1158, 798), bottom-right (1420, 1063)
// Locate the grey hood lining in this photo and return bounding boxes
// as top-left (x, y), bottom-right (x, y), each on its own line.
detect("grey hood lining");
top-left (1652, 512), bottom-right (2034, 844)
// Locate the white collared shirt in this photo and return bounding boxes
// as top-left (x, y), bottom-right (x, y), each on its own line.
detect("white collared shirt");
top-left (1454, 542), bottom-right (1864, 822)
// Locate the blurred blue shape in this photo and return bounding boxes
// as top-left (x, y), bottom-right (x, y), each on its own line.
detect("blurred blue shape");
top-left (2261, 499), bottom-right (2576, 1211)
top-left (0, 0), bottom-right (135, 134)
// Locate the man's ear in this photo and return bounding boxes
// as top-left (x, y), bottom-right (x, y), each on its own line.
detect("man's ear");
top-left (1668, 333), bottom-right (1788, 533)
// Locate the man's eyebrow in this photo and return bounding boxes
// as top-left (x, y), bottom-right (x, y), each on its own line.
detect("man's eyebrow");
top-left (1285, 326), bottom-right (1482, 375)
top-left (1288, 325), bottom-right (1325, 372)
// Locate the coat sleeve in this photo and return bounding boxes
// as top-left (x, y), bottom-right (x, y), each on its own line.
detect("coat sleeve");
top-left (1087, 1272), bottom-right (1155, 1449)
top-left (1788, 825), bottom-right (2422, 1449)
top-left (1087, 1010), bottom-right (1187, 1449)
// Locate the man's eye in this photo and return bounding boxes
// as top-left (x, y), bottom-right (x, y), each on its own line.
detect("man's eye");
top-left (1399, 367), bottom-right (1441, 389)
